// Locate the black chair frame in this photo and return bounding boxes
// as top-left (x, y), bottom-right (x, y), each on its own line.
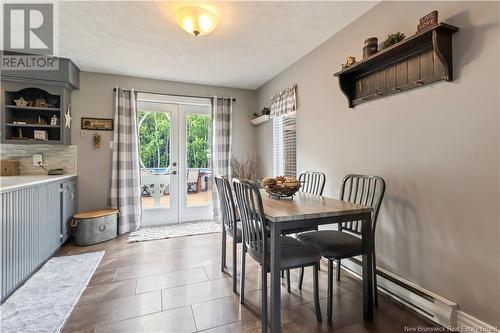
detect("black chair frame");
top-left (232, 178), bottom-right (322, 333)
top-left (214, 175), bottom-right (241, 293)
top-left (286, 171), bottom-right (327, 291)
top-left (298, 174), bottom-right (386, 317)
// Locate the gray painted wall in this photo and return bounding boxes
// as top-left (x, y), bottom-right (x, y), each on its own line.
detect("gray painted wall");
top-left (72, 72), bottom-right (256, 212)
top-left (255, 1), bottom-right (500, 326)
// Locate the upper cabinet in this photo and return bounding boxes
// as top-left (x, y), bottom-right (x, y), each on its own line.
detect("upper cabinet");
top-left (1, 57), bottom-right (80, 90)
top-left (1, 55), bottom-right (80, 145)
top-left (334, 23), bottom-right (459, 108)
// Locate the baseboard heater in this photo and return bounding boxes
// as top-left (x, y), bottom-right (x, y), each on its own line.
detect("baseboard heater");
top-left (329, 257), bottom-right (458, 329)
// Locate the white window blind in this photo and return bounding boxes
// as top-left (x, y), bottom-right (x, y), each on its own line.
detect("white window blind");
top-left (273, 115), bottom-right (296, 177)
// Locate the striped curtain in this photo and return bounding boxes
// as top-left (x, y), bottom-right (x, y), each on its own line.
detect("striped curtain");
top-left (108, 87), bottom-right (141, 234)
top-left (212, 97), bottom-right (232, 219)
top-left (270, 85), bottom-right (297, 118)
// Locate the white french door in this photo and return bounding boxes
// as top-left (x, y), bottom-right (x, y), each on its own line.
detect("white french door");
top-left (179, 104), bottom-right (213, 222)
top-left (138, 94), bottom-right (213, 226)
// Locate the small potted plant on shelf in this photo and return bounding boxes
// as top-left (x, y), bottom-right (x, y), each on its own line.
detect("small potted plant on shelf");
top-left (381, 32), bottom-right (406, 49)
top-left (252, 107), bottom-right (271, 120)
top-left (251, 107), bottom-right (271, 125)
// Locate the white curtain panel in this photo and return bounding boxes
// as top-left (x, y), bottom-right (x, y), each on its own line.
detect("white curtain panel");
top-left (212, 97), bottom-right (233, 220)
top-left (270, 85), bottom-right (297, 118)
top-left (108, 87), bottom-right (142, 234)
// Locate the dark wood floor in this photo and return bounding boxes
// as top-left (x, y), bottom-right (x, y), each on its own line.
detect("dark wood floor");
top-left (59, 232), bottom-right (440, 333)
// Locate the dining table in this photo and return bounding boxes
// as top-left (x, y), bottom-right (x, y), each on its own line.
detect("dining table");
top-left (259, 189), bottom-right (374, 333)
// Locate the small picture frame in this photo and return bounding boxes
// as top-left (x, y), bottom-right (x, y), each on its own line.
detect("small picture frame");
top-left (34, 130), bottom-right (48, 140)
top-left (81, 117), bottom-right (114, 131)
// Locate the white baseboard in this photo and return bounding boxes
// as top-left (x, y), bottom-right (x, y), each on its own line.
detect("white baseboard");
top-left (456, 310), bottom-right (499, 333)
top-left (324, 257), bottom-right (497, 332)
top-left (335, 257), bottom-right (457, 327)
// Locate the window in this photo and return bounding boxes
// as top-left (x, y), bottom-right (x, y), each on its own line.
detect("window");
top-left (138, 111), bottom-right (171, 172)
top-left (273, 115), bottom-right (296, 177)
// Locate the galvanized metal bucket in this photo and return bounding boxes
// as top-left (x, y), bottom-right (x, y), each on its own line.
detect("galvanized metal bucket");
top-left (71, 209), bottom-right (119, 246)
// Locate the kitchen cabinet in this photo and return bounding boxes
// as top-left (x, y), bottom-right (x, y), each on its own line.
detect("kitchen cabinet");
top-left (61, 179), bottom-right (77, 243)
top-left (0, 175), bottom-right (77, 302)
top-left (1, 55), bottom-right (80, 144)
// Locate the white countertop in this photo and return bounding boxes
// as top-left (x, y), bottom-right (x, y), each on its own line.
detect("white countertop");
top-left (0, 174), bottom-right (77, 192)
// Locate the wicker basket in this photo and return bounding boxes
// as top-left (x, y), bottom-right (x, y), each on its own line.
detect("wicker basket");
top-left (259, 179), bottom-right (301, 199)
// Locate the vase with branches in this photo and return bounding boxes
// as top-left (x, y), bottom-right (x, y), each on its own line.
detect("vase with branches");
top-left (231, 154), bottom-right (259, 181)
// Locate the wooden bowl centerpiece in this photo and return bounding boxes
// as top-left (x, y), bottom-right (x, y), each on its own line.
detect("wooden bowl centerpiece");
top-left (260, 176), bottom-right (301, 199)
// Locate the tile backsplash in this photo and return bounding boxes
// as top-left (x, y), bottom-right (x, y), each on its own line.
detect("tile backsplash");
top-left (1, 144), bottom-right (77, 175)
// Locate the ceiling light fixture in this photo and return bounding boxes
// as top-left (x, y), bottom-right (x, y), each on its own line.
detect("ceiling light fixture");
top-left (175, 6), bottom-right (218, 37)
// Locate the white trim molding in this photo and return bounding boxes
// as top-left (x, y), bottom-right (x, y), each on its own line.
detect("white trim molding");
top-left (330, 258), bottom-right (498, 333)
top-left (456, 311), bottom-right (499, 333)
top-left (338, 258), bottom-right (456, 327)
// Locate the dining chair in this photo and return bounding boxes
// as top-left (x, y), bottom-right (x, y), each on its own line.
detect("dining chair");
top-left (214, 175), bottom-right (241, 293)
top-left (232, 178), bottom-right (323, 333)
top-left (187, 169), bottom-right (199, 192)
top-left (297, 174), bottom-right (386, 318)
top-left (299, 171), bottom-right (326, 196)
top-left (284, 171), bottom-right (326, 291)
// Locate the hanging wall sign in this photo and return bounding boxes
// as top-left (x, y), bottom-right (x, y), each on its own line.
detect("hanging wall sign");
top-left (81, 117), bottom-right (114, 131)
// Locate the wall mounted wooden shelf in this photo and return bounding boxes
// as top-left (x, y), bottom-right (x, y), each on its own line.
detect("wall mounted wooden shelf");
top-left (250, 114), bottom-right (270, 126)
top-left (334, 23), bottom-right (459, 108)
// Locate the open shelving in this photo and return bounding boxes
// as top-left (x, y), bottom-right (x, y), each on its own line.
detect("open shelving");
top-left (2, 87), bottom-right (63, 143)
top-left (5, 105), bottom-right (61, 112)
top-left (334, 23), bottom-right (459, 108)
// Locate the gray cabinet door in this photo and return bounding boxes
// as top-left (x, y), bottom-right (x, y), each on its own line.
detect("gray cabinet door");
top-left (61, 180), bottom-right (77, 243)
top-left (1, 181), bottom-right (61, 302)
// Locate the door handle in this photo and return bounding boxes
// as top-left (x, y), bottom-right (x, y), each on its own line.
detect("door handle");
top-left (171, 170), bottom-right (177, 175)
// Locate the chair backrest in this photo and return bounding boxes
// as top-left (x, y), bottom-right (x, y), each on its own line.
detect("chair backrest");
top-left (339, 174), bottom-right (386, 236)
top-left (299, 171), bottom-right (326, 196)
top-left (187, 169), bottom-right (199, 182)
top-left (214, 176), bottom-right (238, 231)
top-left (232, 178), bottom-right (267, 260)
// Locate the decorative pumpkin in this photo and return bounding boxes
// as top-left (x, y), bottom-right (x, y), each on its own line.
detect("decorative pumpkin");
top-left (342, 56), bottom-right (356, 69)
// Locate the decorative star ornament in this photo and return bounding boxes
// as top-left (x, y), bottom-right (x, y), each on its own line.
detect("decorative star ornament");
top-left (13, 97), bottom-right (29, 107)
top-left (64, 104), bottom-right (72, 129)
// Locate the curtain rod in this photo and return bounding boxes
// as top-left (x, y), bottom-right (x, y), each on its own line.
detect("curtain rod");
top-left (112, 88), bottom-right (236, 102)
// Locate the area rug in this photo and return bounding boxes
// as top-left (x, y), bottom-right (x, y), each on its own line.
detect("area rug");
top-left (128, 220), bottom-right (221, 243)
top-left (0, 251), bottom-right (104, 333)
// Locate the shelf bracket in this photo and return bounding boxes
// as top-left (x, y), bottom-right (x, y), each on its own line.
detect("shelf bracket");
top-left (432, 29), bottom-right (454, 81)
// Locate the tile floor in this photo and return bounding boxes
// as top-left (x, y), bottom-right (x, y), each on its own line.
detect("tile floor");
top-left (59, 232), bottom-right (441, 333)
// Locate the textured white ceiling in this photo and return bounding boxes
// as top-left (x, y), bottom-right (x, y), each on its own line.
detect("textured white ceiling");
top-left (59, 1), bottom-right (377, 89)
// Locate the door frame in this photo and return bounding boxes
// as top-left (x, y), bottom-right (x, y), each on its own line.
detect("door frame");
top-left (137, 93), bottom-right (213, 226)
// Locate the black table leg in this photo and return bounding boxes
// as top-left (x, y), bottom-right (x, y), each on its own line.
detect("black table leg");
top-left (270, 222), bottom-right (282, 333)
top-left (362, 213), bottom-right (374, 320)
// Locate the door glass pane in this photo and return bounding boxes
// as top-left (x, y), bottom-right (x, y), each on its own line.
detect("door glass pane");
top-left (138, 111), bottom-right (171, 209)
top-left (186, 113), bottom-right (212, 207)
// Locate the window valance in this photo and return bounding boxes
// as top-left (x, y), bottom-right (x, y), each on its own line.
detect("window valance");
top-left (270, 85), bottom-right (296, 118)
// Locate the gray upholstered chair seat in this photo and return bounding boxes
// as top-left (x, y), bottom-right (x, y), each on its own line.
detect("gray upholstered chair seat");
top-left (298, 230), bottom-right (362, 259)
top-left (272, 236), bottom-right (322, 270)
top-left (245, 236), bottom-right (321, 270)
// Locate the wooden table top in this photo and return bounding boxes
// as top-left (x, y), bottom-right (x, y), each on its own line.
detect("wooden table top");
top-left (260, 190), bottom-right (372, 222)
